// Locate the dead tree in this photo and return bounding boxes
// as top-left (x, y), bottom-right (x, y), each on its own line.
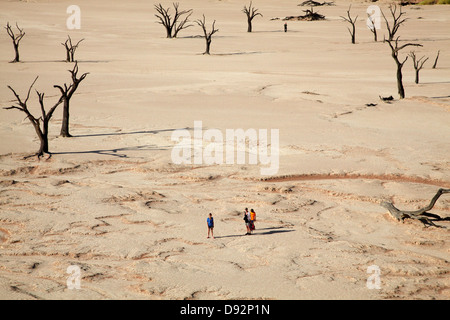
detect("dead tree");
top-left (367, 13), bottom-right (378, 42)
top-left (381, 188), bottom-right (450, 228)
top-left (432, 50), bottom-right (440, 69)
top-left (61, 35), bottom-right (84, 62)
top-left (5, 22), bottom-right (25, 63)
top-left (196, 15), bottom-right (219, 55)
top-left (300, 7), bottom-right (325, 20)
top-left (408, 51), bottom-right (429, 84)
top-left (54, 62), bottom-right (89, 137)
top-left (243, 1), bottom-right (263, 33)
top-left (298, 1), bottom-right (334, 6)
top-left (381, 5), bottom-right (407, 42)
top-left (381, 4), bottom-right (421, 98)
top-left (341, 6), bottom-right (357, 44)
top-left (386, 37), bottom-right (422, 99)
top-left (284, 7), bottom-right (325, 21)
top-left (154, 3), bottom-right (193, 38)
top-left (4, 77), bottom-right (63, 158)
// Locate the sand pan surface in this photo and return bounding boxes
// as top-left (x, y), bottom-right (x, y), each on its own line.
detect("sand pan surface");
top-left (0, 0), bottom-right (449, 299)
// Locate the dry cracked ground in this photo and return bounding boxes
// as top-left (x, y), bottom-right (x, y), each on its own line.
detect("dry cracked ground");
top-left (0, 155), bottom-right (449, 300)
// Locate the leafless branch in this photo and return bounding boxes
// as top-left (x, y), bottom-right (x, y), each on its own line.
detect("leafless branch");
top-left (196, 15), bottom-right (219, 55)
top-left (5, 22), bottom-right (25, 62)
top-left (61, 35), bottom-right (84, 62)
top-left (381, 4), bottom-right (408, 42)
top-left (155, 2), bottom-right (193, 38)
top-left (243, 1), bottom-right (263, 32)
top-left (340, 5), bottom-right (357, 44)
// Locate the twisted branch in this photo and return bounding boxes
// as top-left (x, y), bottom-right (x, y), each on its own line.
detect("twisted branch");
top-left (381, 189), bottom-right (450, 227)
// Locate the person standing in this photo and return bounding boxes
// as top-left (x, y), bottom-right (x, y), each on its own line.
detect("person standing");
top-left (207, 213), bottom-right (214, 239)
top-left (250, 209), bottom-right (256, 233)
top-left (243, 208), bottom-right (251, 235)
top-left (284, 22), bottom-right (287, 32)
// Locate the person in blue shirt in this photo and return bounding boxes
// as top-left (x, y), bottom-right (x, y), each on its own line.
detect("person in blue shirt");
top-left (207, 213), bottom-right (214, 239)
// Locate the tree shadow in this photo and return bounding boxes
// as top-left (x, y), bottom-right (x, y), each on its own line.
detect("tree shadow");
top-left (214, 51), bottom-right (263, 56)
top-left (49, 127), bottom-right (192, 158)
top-left (73, 127), bottom-right (191, 138)
top-left (430, 95), bottom-right (450, 99)
top-left (421, 212), bottom-right (450, 228)
top-left (178, 35), bottom-right (204, 39)
top-left (179, 34), bottom-right (230, 39)
top-left (421, 81), bottom-right (450, 84)
top-left (21, 60), bottom-right (111, 64)
top-left (51, 144), bottom-right (170, 158)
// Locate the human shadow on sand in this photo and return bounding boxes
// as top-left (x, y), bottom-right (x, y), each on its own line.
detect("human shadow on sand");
top-left (214, 52), bottom-right (263, 56)
top-left (214, 227), bottom-right (294, 239)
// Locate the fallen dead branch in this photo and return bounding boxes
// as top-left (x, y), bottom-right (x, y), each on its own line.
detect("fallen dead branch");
top-left (381, 188), bottom-right (450, 227)
top-left (298, 1), bottom-right (334, 6)
top-left (283, 7), bottom-right (325, 21)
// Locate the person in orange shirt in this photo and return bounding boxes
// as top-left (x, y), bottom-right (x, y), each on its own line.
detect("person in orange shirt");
top-left (249, 209), bottom-right (256, 234)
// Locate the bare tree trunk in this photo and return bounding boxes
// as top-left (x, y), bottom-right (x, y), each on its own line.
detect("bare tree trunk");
top-left (243, 1), bottom-right (262, 33)
top-left (382, 6), bottom-right (422, 99)
top-left (35, 92), bottom-right (58, 157)
top-left (196, 15), bottom-right (219, 55)
top-left (36, 124), bottom-right (49, 156)
top-left (372, 26), bottom-right (377, 42)
top-left (396, 61), bottom-right (405, 99)
top-left (5, 22), bottom-right (25, 63)
top-left (432, 50), bottom-right (440, 69)
top-left (350, 21), bottom-right (356, 44)
top-left (29, 120), bottom-right (47, 157)
top-left (155, 3), bottom-right (193, 38)
top-left (408, 51), bottom-right (428, 85)
top-left (367, 13), bottom-right (377, 42)
top-left (65, 48), bottom-right (71, 62)
top-left (61, 35), bottom-right (84, 62)
top-left (341, 6), bottom-right (357, 44)
top-left (247, 18), bottom-right (252, 33)
top-left (38, 135), bottom-right (49, 157)
top-left (386, 37), bottom-right (422, 99)
top-left (54, 62), bottom-right (89, 137)
top-left (381, 188), bottom-right (450, 227)
top-left (166, 26), bottom-right (173, 38)
top-left (4, 77), bottom-right (63, 158)
top-left (60, 99), bottom-right (71, 137)
top-left (13, 44), bottom-right (20, 63)
top-left (205, 39), bottom-right (212, 55)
